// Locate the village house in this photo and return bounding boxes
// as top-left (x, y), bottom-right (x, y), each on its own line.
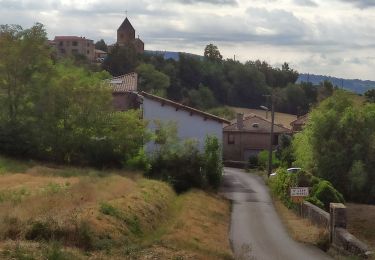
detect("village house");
top-left (107, 73), bottom-right (229, 151)
top-left (223, 113), bottom-right (291, 162)
top-left (141, 92), bottom-right (230, 152)
top-left (52, 36), bottom-right (95, 61)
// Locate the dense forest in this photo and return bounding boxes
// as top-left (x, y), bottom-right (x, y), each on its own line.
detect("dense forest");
top-left (100, 42), bottom-right (336, 117)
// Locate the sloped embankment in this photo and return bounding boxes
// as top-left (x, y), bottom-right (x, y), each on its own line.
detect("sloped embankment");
top-left (0, 163), bottom-right (232, 259)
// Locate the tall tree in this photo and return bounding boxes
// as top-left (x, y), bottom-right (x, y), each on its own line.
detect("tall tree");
top-left (102, 44), bottom-right (139, 76)
top-left (95, 39), bottom-right (108, 52)
top-left (0, 23), bottom-right (52, 122)
top-left (204, 44), bottom-right (223, 62)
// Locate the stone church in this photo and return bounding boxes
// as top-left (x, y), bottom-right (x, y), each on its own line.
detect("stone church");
top-left (116, 17), bottom-right (144, 54)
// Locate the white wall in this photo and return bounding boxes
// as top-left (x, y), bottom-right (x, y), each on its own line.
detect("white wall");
top-left (143, 97), bottom-right (223, 152)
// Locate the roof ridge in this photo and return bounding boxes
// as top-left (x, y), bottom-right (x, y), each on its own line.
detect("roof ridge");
top-left (141, 91), bottom-right (230, 124)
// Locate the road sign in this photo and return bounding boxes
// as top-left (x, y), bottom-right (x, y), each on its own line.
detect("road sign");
top-left (290, 187), bottom-right (309, 203)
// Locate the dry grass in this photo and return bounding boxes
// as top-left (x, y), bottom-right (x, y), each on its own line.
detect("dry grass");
top-left (273, 199), bottom-right (329, 245)
top-left (230, 107), bottom-right (297, 129)
top-left (0, 158), bottom-right (233, 259)
top-left (157, 190), bottom-right (233, 259)
top-left (347, 203), bottom-right (375, 255)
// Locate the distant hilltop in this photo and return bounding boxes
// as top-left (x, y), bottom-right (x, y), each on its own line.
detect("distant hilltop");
top-left (297, 73), bottom-right (375, 94)
top-left (145, 51), bottom-right (375, 95)
top-left (145, 50), bottom-right (202, 61)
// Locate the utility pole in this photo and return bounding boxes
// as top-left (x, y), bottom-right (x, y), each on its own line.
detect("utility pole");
top-left (261, 94), bottom-right (275, 177)
top-left (268, 97), bottom-right (275, 177)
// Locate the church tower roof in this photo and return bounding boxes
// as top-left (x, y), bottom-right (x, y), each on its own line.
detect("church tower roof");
top-left (118, 17), bottom-right (135, 32)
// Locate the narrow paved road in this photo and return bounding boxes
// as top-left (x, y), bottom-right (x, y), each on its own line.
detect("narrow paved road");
top-left (221, 167), bottom-right (331, 260)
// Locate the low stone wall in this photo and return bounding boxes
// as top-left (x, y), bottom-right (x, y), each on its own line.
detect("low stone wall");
top-left (297, 202), bottom-right (373, 258)
top-left (333, 228), bottom-right (372, 258)
top-left (223, 160), bottom-right (247, 169)
top-left (300, 201), bottom-right (330, 229)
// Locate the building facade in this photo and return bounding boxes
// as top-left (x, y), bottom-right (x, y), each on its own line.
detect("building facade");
top-left (53, 36), bottom-right (95, 61)
top-left (223, 113), bottom-right (291, 161)
top-left (141, 92), bottom-right (229, 152)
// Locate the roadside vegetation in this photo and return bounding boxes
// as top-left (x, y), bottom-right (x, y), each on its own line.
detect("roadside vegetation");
top-left (248, 90), bottom-right (375, 211)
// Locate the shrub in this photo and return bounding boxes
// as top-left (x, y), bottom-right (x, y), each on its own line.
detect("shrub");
top-left (247, 155), bottom-right (258, 169)
top-left (309, 180), bottom-right (345, 211)
top-left (147, 131), bottom-right (223, 192)
top-left (257, 150), bottom-right (280, 170)
top-left (269, 169), bottom-right (344, 210)
top-left (203, 136), bottom-right (223, 190)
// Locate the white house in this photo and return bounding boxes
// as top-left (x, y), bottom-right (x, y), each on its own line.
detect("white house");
top-left (141, 92), bottom-right (230, 152)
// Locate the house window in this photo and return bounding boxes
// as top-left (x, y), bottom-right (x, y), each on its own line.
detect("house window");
top-left (87, 42), bottom-right (90, 47)
top-left (59, 41), bottom-right (63, 46)
top-left (228, 134), bottom-right (235, 145)
top-left (71, 49), bottom-right (78, 54)
top-left (72, 41), bottom-right (78, 46)
top-left (87, 50), bottom-right (90, 54)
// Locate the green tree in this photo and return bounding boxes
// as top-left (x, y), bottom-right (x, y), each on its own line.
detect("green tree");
top-left (292, 91), bottom-right (375, 203)
top-left (102, 44), bottom-right (139, 76)
top-left (136, 63), bottom-right (170, 97)
top-left (95, 39), bottom-right (107, 52)
top-left (365, 89), bottom-right (375, 103)
top-left (204, 44), bottom-right (223, 62)
top-left (0, 23), bottom-right (52, 122)
top-left (188, 84), bottom-right (217, 110)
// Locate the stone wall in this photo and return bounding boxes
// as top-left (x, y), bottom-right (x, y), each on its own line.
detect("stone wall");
top-left (300, 201), bottom-right (330, 229)
top-left (298, 202), bottom-right (373, 258)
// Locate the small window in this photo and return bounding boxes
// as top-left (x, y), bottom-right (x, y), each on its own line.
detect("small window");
top-left (72, 41), bottom-right (78, 46)
top-left (59, 41), bottom-right (63, 46)
top-left (87, 50), bottom-right (90, 54)
top-left (87, 42), bottom-right (90, 47)
top-left (228, 134), bottom-right (235, 145)
top-left (71, 49), bottom-right (78, 54)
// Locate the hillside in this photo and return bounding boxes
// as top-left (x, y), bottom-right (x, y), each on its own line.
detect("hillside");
top-left (298, 73), bottom-right (375, 94)
top-left (0, 157), bottom-right (233, 259)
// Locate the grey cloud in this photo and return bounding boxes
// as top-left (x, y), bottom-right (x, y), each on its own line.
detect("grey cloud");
top-left (293, 0), bottom-right (317, 7)
top-left (338, 0), bottom-right (375, 8)
top-left (174, 0), bottom-right (237, 5)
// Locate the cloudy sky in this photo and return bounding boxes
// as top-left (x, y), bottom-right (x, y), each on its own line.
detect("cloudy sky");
top-left (1, 0), bottom-right (375, 80)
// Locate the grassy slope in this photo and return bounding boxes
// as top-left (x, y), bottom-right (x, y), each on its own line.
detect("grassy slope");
top-left (0, 156), bottom-right (233, 260)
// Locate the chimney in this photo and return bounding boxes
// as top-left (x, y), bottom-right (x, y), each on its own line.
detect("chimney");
top-left (236, 113), bottom-right (244, 130)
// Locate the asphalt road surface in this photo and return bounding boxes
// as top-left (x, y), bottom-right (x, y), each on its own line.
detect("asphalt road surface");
top-left (221, 167), bottom-right (332, 260)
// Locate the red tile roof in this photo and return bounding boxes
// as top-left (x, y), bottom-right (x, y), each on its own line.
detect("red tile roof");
top-left (224, 114), bottom-right (291, 133)
top-left (108, 73), bottom-right (138, 93)
top-left (141, 91), bottom-right (230, 124)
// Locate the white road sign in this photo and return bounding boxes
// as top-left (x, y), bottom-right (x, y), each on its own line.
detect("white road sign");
top-left (290, 187), bottom-right (309, 197)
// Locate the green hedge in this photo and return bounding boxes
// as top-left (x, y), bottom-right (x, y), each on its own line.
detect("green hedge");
top-left (269, 169), bottom-right (344, 210)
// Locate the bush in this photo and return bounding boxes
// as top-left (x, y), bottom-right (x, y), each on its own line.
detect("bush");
top-left (309, 180), bottom-right (345, 211)
top-left (257, 150), bottom-right (280, 170)
top-left (269, 169), bottom-right (344, 210)
top-left (203, 136), bottom-right (223, 190)
top-left (147, 140), bottom-right (204, 193)
top-left (146, 133), bottom-right (223, 193)
top-left (247, 155), bottom-right (258, 169)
